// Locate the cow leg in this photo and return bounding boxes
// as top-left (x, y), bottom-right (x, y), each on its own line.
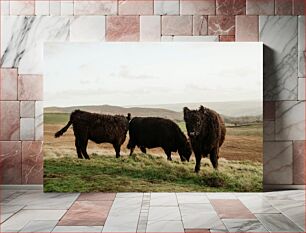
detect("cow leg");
top-left (79, 139), bottom-right (90, 160)
top-left (113, 143), bottom-right (121, 158)
top-left (195, 153), bottom-right (202, 173)
top-left (140, 146), bottom-right (147, 154)
top-left (75, 138), bottom-right (83, 159)
top-left (210, 147), bottom-right (219, 170)
top-left (127, 139), bottom-right (135, 156)
top-left (164, 149), bottom-right (172, 161)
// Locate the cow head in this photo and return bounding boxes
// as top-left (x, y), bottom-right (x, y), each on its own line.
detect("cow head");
top-left (178, 139), bottom-right (192, 162)
top-left (183, 106), bottom-right (204, 138)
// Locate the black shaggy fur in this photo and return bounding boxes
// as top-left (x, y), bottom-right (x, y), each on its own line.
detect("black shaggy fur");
top-left (127, 117), bottom-right (192, 162)
top-left (184, 106), bottom-right (226, 172)
top-left (55, 110), bottom-right (131, 159)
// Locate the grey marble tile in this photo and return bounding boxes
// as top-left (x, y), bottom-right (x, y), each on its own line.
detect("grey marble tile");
top-left (206, 193), bottom-right (237, 199)
top-left (146, 220), bottom-right (184, 233)
top-left (154, 0), bottom-right (179, 15)
top-left (223, 219), bottom-right (269, 232)
top-left (298, 78), bottom-right (305, 100)
top-left (262, 190), bottom-right (305, 201)
top-left (1, 16), bottom-right (70, 74)
top-left (161, 35), bottom-right (219, 41)
top-left (238, 196), bottom-right (279, 214)
top-left (61, 1), bottom-right (73, 16)
top-left (35, 1), bottom-right (50, 16)
top-left (1, 0), bottom-right (10, 15)
top-left (176, 193), bottom-right (210, 204)
top-left (115, 192), bottom-right (143, 198)
top-left (52, 226), bottom-right (103, 232)
top-left (298, 16), bottom-right (305, 78)
top-left (260, 16), bottom-right (298, 101)
top-left (150, 193), bottom-right (178, 206)
top-left (256, 213), bottom-right (303, 232)
top-left (148, 206), bottom-right (181, 221)
top-left (50, 1), bottom-right (61, 16)
top-left (20, 220), bottom-right (58, 232)
top-left (0, 204), bottom-right (25, 223)
top-left (263, 120), bottom-right (275, 141)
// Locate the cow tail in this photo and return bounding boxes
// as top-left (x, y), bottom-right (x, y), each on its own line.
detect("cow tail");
top-left (54, 120), bottom-right (72, 138)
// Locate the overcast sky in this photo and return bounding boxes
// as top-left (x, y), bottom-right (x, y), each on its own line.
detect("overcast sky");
top-left (44, 42), bottom-right (263, 107)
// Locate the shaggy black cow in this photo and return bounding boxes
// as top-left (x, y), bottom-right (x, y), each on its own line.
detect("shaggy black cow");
top-left (55, 110), bottom-right (131, 159)
top-left (127, 117), bottom-right (192, 162)
top-left (183, 106), bottom-right (226, 172)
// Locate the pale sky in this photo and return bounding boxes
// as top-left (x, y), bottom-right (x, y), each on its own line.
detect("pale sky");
top-left (44, 42), bottom-right (263, 107)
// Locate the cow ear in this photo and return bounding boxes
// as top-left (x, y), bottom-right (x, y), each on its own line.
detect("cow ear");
top-left (183, 107), bottom-right (190, 116)
top-left (199, 105), bottom-right (205, 112)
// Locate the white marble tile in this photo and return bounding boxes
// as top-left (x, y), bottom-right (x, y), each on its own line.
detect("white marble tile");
top-left (256, 214), bottom-right (303, 232)
top-left (275, 101), bottom-right (305, 140)
top-left (35, 101), bottom-right (44, 140)
top-left (263, 141), bottom-right (293, 185)
top-left (1, 204), bottom-right (25, 223)
top-left (50, 1), bottom-right (61, 16)
top-left (10, 1), bottom-right (35, 15)
top-left (161, 35), bottom-right (219, 41)
top-left (223, 219), bottom-right (269, 232)
top-left (1, 209), bottom-right (66, 232)
top-left (150, 193), bottom-right (178, 206)
top-left (1, 0), bottom-right (10, 15)
top-left (140, 16), bottom-right (161, 41)
top-left (148, 207), bottom-right (181, 221)
top-left (61, 1), bottom-right (73, 16)
top-left (74, 1), bottom-right (117, 15)
top-left (260, 16), bottom-right (298, 100)
top-left (52, 226), bottom-right (104, 232)
top-left (238, 196), bottom-right (279, 214)
top-left (35, 1), bottom-right (50, 15)
top-left (1, 16), bottom-right (70, 74)
top-left (264, 120), bottom-right (275, 141)
top-left (154, 0), bottom-right (179, 15)
top-left (20, 118), bottom-right (35, 140)
top-left (20, 220), bottom-right (58, 232)
top-left (70, 16), bottom-right (105, 42)
top-left (298, 16), bottom-right (305, 78)
top-left (298, 78), bottom-right (305, 100)
top-left (146, 221), bottom-right (184, 233)
top-left (176, 193), bottom-right (210, 204)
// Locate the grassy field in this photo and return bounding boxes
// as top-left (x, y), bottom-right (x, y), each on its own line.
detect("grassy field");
top-left (44, 113), bottom-right (263, 192)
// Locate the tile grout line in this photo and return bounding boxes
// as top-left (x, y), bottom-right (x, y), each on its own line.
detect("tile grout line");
top-left (136, 193), bottom-right (150, 232)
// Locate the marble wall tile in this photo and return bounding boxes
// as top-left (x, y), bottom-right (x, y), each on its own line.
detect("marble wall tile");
top-left (298, 78), bottom-right (305, 100)
top-left (246, 0), bottom-right (274, 15)
top-left (20, 118), bottom-right (35, 140)
top-left (193, 16), bottom-right (208, 36)
top-left (119, 0), bottom-right (153, 15)
top-left (236, 15), bottom-right (258, 41)
top-left (0, 101), bottom-right (20, 140)
top-left (180, 0), bottom-right (215, 15)
top-left (298, 16), bottom-right (305, 78)
top-left (35, 1), bottom-right (50, 16)
top-left (0, 68), bottom-right (18, 100)
top-left (50, 1), bottom-right (61, 16)
top-left (61, 1), bottom-right (74, 16)
top-left (161, 36), bottom-right (218, 42)
top-left (275, 0), bottom-right (292, 15)
top-left (18, 75), bottom-right (43, 100)
top-left (10, 1), bottom-right (35, 15)
top-left (208, 16), bottom-right (235, 36)
top-left (154, 0), bottom-right (179, 15)
top-left (216, 0), bottom-right (246, 15)
top-left (293, 141), bottom-right (305, 185)
top-left (106, 16), bottom-right (139, 41)
top-left (1, 16), bottom-right (70, 74)
top-left (260, 16), bottom-right (298, 100)
top-left (264, 141), bottom-right (293, 184)
top-left (264, 120), bottom-right (275, 141)
top-left (74, 1), bottom-right (117, 15)
top-left (20, 101), bottom-right (35, 118)
top-left (1, 0), bottom-right (10, 15)
top-left (70, 16), bottom-right (106, 42)
top-left (293, 0), bottom-right (305, 15)
top-left (0, 141), bottom-right (22, 184)
top-left (140, 16), bottom-right (161, 41)
top-left (22, 141), bottom-right (43, 184)
top-left (275, 101), bottom-right (305, 140)
top-left (263, 101), bottom-right (275, 120)
top-left (35, 101), bottom-right (43, 141)
top-left (219, 35), bottom-right (235, 41)
top-left (162, 16), bottom-right (192, 36)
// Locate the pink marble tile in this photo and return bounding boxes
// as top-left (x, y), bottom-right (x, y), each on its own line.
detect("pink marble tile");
top-left (106, 16), bottom-right (140, 41)
top-left (58, 201), bottom-right (113, 226)
top-left (216, 0), bottom-right (246, 15)
top-left (208, 16), bottom-right (235, 36)
top-left (293, 0), bottom-right (305, 15)
top-left (293, 140), bottom-right (305, 184)
top-left (246, 0), bottom-right (274, 15)
top-left (0, 69), bottom-right (18, 100)
top-left (162, 16), bottom-right (192, 36)
top-left (210, 199), bottom-right (256, 219)
top-left (193, 16), bottom-right (208, 36)
top-left (78, 193), bottom-right (116, 201)
top-left (18, 75), bottom-right (43, 101)
top-left (219, 35), bottom-right (235, 41)
top-left (0, 141), bottom-right (22, 184)
top-left (180, 0), bottom-right (215, 15)
top-left (236, 15), bottom-right (258, 41)
top-left (263, 101), bottom-right (275, 120)
top-left (10, 0), bottom-right (35, 15)
top-left (119, 0), bottom-right (153, 15)
top-left (275, 0), bottom-right (292, 15)
top-left (22, 141), bottom-right (43, 184)
top-left (74, 0), bottom-right (117, 15)
top-left (0, 101), bottom-right (20, 140)
top-left (20, 101), bottom-right (35, 118)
